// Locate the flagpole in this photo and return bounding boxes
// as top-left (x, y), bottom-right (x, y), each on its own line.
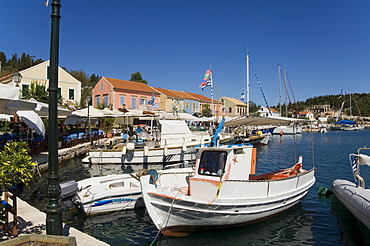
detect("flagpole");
top-left (210, 65), bottom-right (214, 118)
top-left (216, 84), bottom-right (219, 121)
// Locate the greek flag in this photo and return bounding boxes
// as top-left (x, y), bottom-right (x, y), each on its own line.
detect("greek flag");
top-left (239, 91), bottom-right (245, 102)
top-left (352, 157), bottom-right (357, 172)
top-left (199, 69), bottom-right (212, 90)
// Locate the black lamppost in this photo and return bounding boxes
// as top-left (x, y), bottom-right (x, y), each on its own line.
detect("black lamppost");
top-left (12, 72), bottom-right (22, 141)
top-left (86, 96), bottom-right (92, 145)
top-left (45, 0), bottom-right (63, 235)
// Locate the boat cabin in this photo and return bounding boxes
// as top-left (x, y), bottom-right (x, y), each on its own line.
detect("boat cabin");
top-left (189, 144), bottom-right (256, 200)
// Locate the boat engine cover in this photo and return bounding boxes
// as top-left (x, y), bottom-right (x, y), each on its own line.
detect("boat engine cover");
top-left (59, 180), bottom-right (78, 199)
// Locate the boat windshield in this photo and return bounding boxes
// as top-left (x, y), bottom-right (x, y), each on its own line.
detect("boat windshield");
top-left (198, 151), bottom-right (227, 176)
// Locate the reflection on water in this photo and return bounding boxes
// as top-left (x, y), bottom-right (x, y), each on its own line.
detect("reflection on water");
top-left (64, 205), bottom-right (158, 245)
top-left (157, 204), bottom-right (314, 246)
top-left (331, 196), bottom-right (370, 246)
top-left (63, 202), bottom-right (314, 246)
top-left (20, 130), bottom-right (370, 245)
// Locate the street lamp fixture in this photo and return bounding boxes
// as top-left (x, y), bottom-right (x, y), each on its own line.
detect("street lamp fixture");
top-left (12, 72), bottom-right (22, 87)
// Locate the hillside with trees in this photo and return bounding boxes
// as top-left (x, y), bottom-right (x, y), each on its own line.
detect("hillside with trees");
top-left (0, 52), bottom-right (44, 77)
top-left (272, 93), bottom-right (370, 118)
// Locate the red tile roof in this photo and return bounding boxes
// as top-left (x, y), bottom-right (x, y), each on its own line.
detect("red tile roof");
top-left (103, 77), bottom-right (159, 94)
top-left (299, 111), bottom-right (309, 115)
top-left (262, 106), bottom-right (278, 112)
top-left (185, 92), bottom-right (213, 103)
top-left (152, 87), bottom-right (183, 98)
top-left (151, 87), bottom-right (212, 103)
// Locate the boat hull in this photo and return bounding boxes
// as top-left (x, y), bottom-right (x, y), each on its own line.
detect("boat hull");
top-left (141, 169), bottom-right (315, 234)
top-left (77, 174), bottom-right (143, 215)
top-left (75, 168), bottom-right (195, 215)
top-left (331, 179), bottom-right (370, 230)
top-left (84, 145), bottom-right (198, 165)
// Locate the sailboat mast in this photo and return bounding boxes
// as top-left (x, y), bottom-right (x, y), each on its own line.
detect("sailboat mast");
top-left (284, 67), bottom-right (288, 117)
top-left (349, 89), bottom-right (352, 117)
top-left (278, 65), bottom-right (282, 115)
top-left (246, 54), bottom-right (250, 115)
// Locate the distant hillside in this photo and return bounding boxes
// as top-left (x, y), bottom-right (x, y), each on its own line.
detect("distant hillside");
top-left (272, 93), bottom-right (370, 117)
top-left (303, 93), bottom-right (370, 117)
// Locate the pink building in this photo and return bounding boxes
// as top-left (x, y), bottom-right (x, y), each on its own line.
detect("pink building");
top-left (93, 77), bottom-right (160, 110)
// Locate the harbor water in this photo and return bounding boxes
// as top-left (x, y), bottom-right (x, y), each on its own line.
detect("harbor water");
top-left (23, 129), bottom-right (370, 245)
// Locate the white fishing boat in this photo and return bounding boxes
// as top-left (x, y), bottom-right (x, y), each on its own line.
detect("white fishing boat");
top-left (273, 125), bottom-right (302, 134)
top-left (140, 128), bottom-right (316, 236)
top-left (331, 148), bottom-right (370, 230)
top-left (59, 167), bottom-right (194, 215)
top-left (83, 120), bottom-right (210, 165)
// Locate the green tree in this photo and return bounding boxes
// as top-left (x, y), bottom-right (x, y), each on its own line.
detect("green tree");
top-left (0, 142), bottom-right (36, 223)
top-left (130, 72), bottom-right (147, 84)
top-left (0, 142), bottom-right (36, 190)
top-left (70, 70), bottom-right (91, 107)
top-left (248, 101), bottom-right (259, 114)
top-left (8, 54), bottom-right (18, 69)
top-left (90, 73), bottom-right (101, 86)
top-left (0, 52), bottom-right (6, 67)
top-left (101, 117), bottom-right (115, 133)
top-left (202, 104), bottom-right (212, 117)
top-left (21, 80), bottom-right (49, 103)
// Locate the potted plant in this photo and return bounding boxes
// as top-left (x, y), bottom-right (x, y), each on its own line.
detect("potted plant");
top-left (102, 117), bottom-right (115, 138)
top-left (0, 142), bottom-right (36, 235)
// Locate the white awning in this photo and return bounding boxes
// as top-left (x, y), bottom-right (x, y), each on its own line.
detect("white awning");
top-left (224, 116), bottom-right (299, 127)
top-left (32, 100), bottom-right (72, 117)
top-left (17, 110), bottom-right (45, 136)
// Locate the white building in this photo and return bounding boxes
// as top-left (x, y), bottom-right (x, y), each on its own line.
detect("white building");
top-left (257, 107), bottom-right (280, 117)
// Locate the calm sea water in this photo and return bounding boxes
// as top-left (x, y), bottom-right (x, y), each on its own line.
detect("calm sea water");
top-left (24, 129), bottom-right (370, 245)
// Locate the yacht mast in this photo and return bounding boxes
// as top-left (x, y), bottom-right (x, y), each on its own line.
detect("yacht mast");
top-left (284, 67), bottom-right (288, 117)
top-left (246, 54), bottom-right (250, 115)
top-left (349, 89), bottom-right (352, 117)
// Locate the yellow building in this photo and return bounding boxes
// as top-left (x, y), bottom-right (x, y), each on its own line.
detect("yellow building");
top-left (0, 60), bottom-right (81, 104)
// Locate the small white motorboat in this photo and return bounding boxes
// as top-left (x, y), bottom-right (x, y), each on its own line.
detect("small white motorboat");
top-left (331, 148), bottom-right (370, 230)
top-left (59, 167), bottom-right (194, 215)
top-left (140, 140), bottom-right (316, 236)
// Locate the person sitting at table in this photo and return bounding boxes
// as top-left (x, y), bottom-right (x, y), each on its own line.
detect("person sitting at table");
top-left (128, 127), bottom-right (137, 142)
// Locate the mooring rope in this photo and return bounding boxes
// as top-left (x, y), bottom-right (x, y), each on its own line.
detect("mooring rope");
top-left (150, 189), bottom-right (181, 246)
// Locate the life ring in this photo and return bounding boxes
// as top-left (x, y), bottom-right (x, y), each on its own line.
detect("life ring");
top-left (147, 169), bottom-right (158, 184)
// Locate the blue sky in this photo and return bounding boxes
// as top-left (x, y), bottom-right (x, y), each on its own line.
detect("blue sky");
top-left (2, 0), bottom-right (370, 106)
